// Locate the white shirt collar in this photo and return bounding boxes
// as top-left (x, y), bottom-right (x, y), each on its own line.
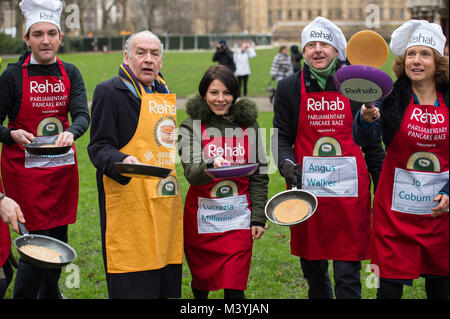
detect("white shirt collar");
top-left (30, 54), bottom-right (56, 65)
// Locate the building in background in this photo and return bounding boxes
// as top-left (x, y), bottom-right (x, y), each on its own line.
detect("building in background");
top-left (1, 0), bottom-right (448, 43)
top-left (236, 0), bottom-right (413, 40)
top-left (406, 0), bottom-right (448, 39)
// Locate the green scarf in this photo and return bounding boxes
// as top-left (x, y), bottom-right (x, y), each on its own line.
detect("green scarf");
top-left (305, 57), bottom-right (338, 90)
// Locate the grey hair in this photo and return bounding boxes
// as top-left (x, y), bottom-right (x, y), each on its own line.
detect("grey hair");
top-left (124, 30), bottom-right (164, 56)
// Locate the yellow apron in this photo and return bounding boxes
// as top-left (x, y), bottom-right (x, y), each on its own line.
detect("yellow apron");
top-left (103, 80), bottom-right (183, 273)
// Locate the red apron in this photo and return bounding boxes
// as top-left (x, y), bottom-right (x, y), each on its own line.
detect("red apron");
top-left (184, 123), bottom-right (253, 291)
top-left (290, 72), bottom-right (372, 261)
top-left (0, 55), bottom-right (78, 231)
top-left (371, 93), bottom-right (449, 279)
top-left (0, 184), bottom-right (11, 267)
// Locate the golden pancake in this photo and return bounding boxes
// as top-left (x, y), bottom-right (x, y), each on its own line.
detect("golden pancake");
top-left (274, 199), bottom-right (309, 224)
top-left (20, 244), bottom-right (62, 263)
top-left (39, 144), bottom-right (57, 148)
top-left (347, 30), bottom-right (389, 68)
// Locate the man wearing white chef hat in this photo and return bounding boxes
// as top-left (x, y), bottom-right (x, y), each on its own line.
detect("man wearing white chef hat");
top-left (272, 16), bottom-right (385, 299)
top-left (0, 0), bottom-right (89, 298)
top-left (20, 0), bottom-right (62, 35)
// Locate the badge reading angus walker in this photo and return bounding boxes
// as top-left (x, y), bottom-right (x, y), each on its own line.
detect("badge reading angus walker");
top-left (406, 151), bottom-right (441, 172)
top-left (37, 117), bottom-right (63, 136)
top-left (210, 180), bottom-right (239, 198)
top-left (156, 175), bottom-right (179, 196)
top-left (312, 136), bottom-right (343, 156)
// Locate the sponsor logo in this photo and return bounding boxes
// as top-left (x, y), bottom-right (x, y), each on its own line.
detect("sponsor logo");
top-left (409, 33), bottom-right (436, 47)
top-left (344, 87), bottom-right (379, 95)
top-left (149, 99), bottom-right (176, 115)
top-left (40, 12), bottom-right (57, 23)
top-left (310, 30), bottom-right (333, 42)
top-left (30, 79), bottom-right (65, 94)
top-left (410, 108), bottom-right (445, 124)
top-left (307, 96), bottom-right (345, 111)
top-left (207, 143), bottom-right (245, 158)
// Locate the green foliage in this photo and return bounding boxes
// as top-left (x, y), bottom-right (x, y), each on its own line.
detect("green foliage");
top-left (0, 33), bottom-right (23, 55)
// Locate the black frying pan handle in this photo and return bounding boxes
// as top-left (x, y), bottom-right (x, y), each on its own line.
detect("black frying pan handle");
top-left (18, 222), bottom-right (29, 236)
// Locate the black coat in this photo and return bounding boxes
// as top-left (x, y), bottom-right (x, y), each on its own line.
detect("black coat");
top-left (212, 48), bottom-right (236, 72)
top-left (272, 63), bottom-right (386, 189)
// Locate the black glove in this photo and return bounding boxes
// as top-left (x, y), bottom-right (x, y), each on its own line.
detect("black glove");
top-left (280, 160), bottom-right (302, 188)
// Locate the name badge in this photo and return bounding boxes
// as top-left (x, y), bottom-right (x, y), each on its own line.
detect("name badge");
top-left (197, 195), bottom-right (250, 234)
top-left (302, 156), bottom-right (358, 197)
top-left (391, 168), bottom-right (449, 215)
top-left (24, 136), bottom-right (75, 168)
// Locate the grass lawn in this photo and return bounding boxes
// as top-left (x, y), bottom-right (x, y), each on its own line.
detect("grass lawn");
top-left (1, 48), bottom-right (279, 100)
top-left (2, 49), bottom-right (427, 299)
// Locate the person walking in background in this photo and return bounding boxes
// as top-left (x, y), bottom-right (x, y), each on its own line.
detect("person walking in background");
top-left (178, 65), bottom-right (268, 299)
top-left (0, 0), bottom-right (90, 299)
top-left (234, 41), bottom-right (256, 97)
top-left (270, 46), bottom-right (293, 81)
top-left (353, 19), bottom-right (449, 299)
top-left (272, 17), bottom-right (385, 299)
top-left (213, 39), bottom-right (236, 72)
top-left (290, 45), bottom-right (303, 73)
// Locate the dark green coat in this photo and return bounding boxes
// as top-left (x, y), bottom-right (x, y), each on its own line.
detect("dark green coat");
top-left (178, 93), bottom-right (269, 226)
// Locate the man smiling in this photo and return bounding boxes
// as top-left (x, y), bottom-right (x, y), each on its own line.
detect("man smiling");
top-left (0, 0), bottom-right (89, 299)
top-left (272, 16), bottom-right (385, 299)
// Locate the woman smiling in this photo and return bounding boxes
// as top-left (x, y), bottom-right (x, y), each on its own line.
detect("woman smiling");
top-left (353, 19), bottom-right (449, 299)
top-left (178, 65), bottom-right (268, 299)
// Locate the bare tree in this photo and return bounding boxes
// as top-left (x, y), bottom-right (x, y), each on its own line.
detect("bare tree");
top-left (74, 0), bottom-right (89, 35)
top-left (100, 0), bottom-right (117, 35)
top-left (160, 0), bottom-right (193, 34)
top-left (0, 0), bottom-right (25, 39)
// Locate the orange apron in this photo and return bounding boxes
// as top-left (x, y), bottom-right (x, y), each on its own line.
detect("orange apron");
top-left (102, 80), bottom-right (183, 273)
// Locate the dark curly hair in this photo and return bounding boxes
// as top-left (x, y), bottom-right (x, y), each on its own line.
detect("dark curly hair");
top-left (393, 48), bottom-right (449, 90)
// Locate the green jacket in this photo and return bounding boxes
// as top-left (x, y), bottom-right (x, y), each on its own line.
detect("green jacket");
top-left (178, 93), bottom-right (269, 226)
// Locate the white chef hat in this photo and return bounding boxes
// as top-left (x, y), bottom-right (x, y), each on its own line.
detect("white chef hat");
top-left (20, 0), bottom-right (63, 34)
top-left (390, 20), bottom-right (446, 56)
top-left (301, 16), bottom-right (347, 61)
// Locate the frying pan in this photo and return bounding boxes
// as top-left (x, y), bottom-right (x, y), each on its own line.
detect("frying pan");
top-left (265, 186), bottom-right (318, 226)
top-left (115, 162), bottom-right (172, 179)
top-left (334, 29), bottom-right (394, 104)
top-left (334, 65), bottom-right (394, 103)
top-left (14, 223), bottom-right (77, 269)
top-left (24, 142), bottom-right (72, 156)
top-left (205, 163), bottom-right (259, 179)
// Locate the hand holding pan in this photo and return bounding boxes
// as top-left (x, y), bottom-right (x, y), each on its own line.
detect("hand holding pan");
top-left (334, 30), bottom-right (394, 104)
top-left (14, 222), bottom-right (77, 269)
top-left (24, 136), bottom-right (72, 156)
top-left (115, 162), bottom-right (172, 179)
